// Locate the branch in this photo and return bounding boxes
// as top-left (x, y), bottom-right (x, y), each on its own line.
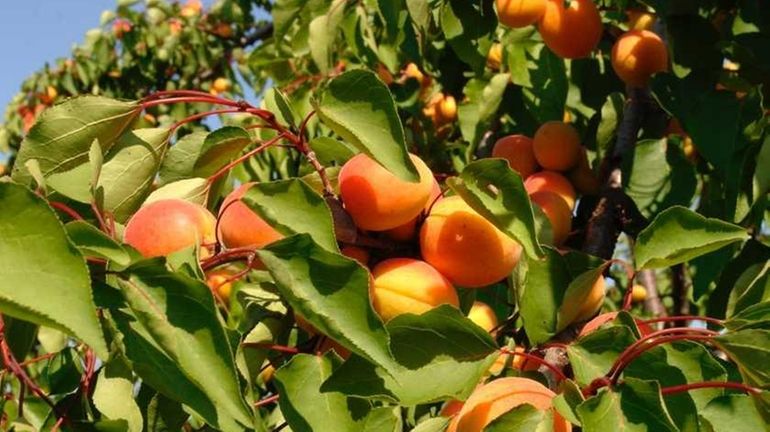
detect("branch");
top-left (670, 264), bottom-right (691, 326)
top-left (638, 269), bottom-right (667, 319)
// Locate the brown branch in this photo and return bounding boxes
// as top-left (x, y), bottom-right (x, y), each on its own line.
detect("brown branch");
top-left (638, 269), bottom-right (667, 319)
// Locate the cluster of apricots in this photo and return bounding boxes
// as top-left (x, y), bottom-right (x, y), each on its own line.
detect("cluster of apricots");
top-left (17, 86), bottom-right (58, 133)
top-left (395, 63), bottom-right (458, 128)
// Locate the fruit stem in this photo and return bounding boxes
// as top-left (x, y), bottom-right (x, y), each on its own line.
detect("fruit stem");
top-left (640, 316), bottom-right (724, 327)
top-left (500, 347), bottom-right (568, 382)
top-left (660, 381), bottom-right (761, 396)
top-left (170, 107), bottom-right (247, 131)
top-left (242, 342), bottom-right (300, 354)
top-left (254, 393), bottom-right (280, 408)
top-left (607, 258), bottom-right (637, 310)
top-left (200, 247), bottom-right (256, 271)
top-left (49, 201), bottom-right (84, 221)
top-left (141, 96), bottom-right (239, 110)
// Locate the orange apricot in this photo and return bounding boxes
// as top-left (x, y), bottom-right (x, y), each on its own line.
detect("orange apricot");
top-left (539, 0), bottom-right (602, 59)
top-left (439, 95), bottom-right (458, 123)
top-left (496, 0), bottom-right (547, 28)
top-left (530, 191), bottom-right (572, 246)
top-left (467, 301), bottom-right (498, 332)
top-left (386, 179), bottom-right (442, 242)
top-left (611, 30), bottom-right (668, 87)
top-left (627, 10), bottom-right (656, 31)
top-left (124, 199), bottom-right (216, 258)
top-left (339, 153), bottom-right (435, 231)
top-left (212, 77), bottom-right (232, 94)
top-left (370, 258), bottom-right (459, 322)
top-left (404, 62), bottom-right (431, 89)
top-left (447, 377), bottom-right (572, 432)
top-left (491, 134), bottom-right (539, 179)
top-left (206, 269), bottom-right (235, 302)
top-left (218, 183), bottom-right (284, 249)
top-left (487, 43), bottom-right (503, 70)
top-left (341, 245), bottom-right (370, 266)
top-left (420, 196), bottom-right (523, 288)
top-left (578, 311), bottom-right (654, 338)
top-left (532, 121), bottom-right (582, 171)
top-left (525, 171), bottom-right (576, 210)
top-left (567, 148), bottom-right (601, 195)
top-left (560, 276), bottom-right (605, 328)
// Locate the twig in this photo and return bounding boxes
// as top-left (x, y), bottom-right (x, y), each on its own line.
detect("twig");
top-left (638, 269), bottom-right (667, 319)
top-left (670, 264), bottom-right (691, 327)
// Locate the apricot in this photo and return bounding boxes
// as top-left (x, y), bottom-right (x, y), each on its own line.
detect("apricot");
top-left (212, 77), bottom-right (232, 94)
top-left (532, 121), bottom-right (581, 171)
top-left (560, 276), bottom-right (605, 327)
top-left (206, 269), bottom-right (235, 302)
top-left (404, 62), bottom-right (430, 89)
top-left (488, 348), bottom-right (542, 376)
top-left (611, 30), bottom-right (668, 87)
top-left (525, 171), bottom-right (575, 210)
top-left (538, 0), bottom-right (602, 59)
top-left (370, 258), bottom-right (459, 322)
top-left (491, 134), bottom-right (539, 179)
top-left (487, 43), bottom-right (503, 70)
top-left (627, 10), bottom-right (656, 31)
top-left (578, 311), bottom-right (654, 338)
top-left (124, 199), bottom-right (216, 258)
top-left (567, 148), bottom-right (601, 195)
top-left (447, 377), bottom-right (571, 432)
top-left (340, 245), bottom-right (370, 266)
top-left (530, 192), bottom-right (572, 246)
top-left (181, 0), bottom-right (202, 18)
top-left (420, 196), bottom-right (523, 288)
top-left (439, 95), bottom-right (458, 123)
top-left (218, 183), bottom-right (284, 249)
top-left (424, 93), bottom-right (457, 126)
top-left (339, 153), bottom-right (435, 231)
top-left (386, 179), bottom-right (442, 242)
top-left (496, 0), bottom-right (546, 28)
top-left (467, 301), bottom-right (498, 333)
top-left (631, 284), bottom-right (647, 303)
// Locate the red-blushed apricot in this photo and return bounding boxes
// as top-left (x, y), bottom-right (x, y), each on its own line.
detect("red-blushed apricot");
top-left (631, 284), bottom-right (647, 303)
top-left (532, 121), bottom-right (581, 171)
top-left (530, 192), bottom-right (572, 246)
top-left (611, 30), bottom-right (669, 87)
top-left (218, 183), bottom-right (284, 249)
top-left (487, 43), bottom-right (503, 70)
top-left (206, 269), bottom-right (235, 302)
top-left (491, 135), bottom-right (539, 179)
top-left (467, 301), bottom-right (499, 333)
top-left (538, 0), bottom-right (602, 59)
top-left (567, 148), bottom-right (601, 195)
top-left (370, 258), bottom-right (459, 322)
top-left (124, 199), bottom-right (216, 258)
top-left (525, 171), bottom-right (576, 210)
top-left (386, 179), bottom-right (443, 242)
top-left (420, 196), bottom-right (523, 288)
top-left (341, 245), bottom-right (370, 266)
top-left (578, 311), bottom-right (654, 338)
top-left (496, 0), bottom-right (547, 28)
top-left (627, 10), bottom-right (656, 31)
top-left (447, 377), bottom-right (572, 432)
top-left (339, 153), bottom-right (435, 231)
top-left (560, 276), bottom-right (605, 328)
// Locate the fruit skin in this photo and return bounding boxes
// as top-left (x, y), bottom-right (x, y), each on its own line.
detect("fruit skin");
top-left (491, 135), bottom-right (539, 179)
top-left (424, 93), bottom-right (457, 127)
top-left (439, 95), bottom-right (458, 123)
top-left (539, 0), bottom-right (602, 59)
top-left (611, 30), bottom-right (669, 87)
top-left (496, 0), bottom-right (547, 28)
top-left (420, 196), bottom-right (523, 288)
top-left (339, 153), bottom-right (435, 231)
top-left (370, 258), bottom-right (459, 322)
top-left (533, 121), bottom-right (582, 171)
top-left (218, 183), bottom-right (284, 249)
top-left (627, 10), bottom-right (656, 31)
top-left (212, 77), bottom-right (232, 94)
top-left (124, 199), bottom-right (216, 258)
top-left (403, 62), bottom-right (431, 89)
top-left (341, 245), bottom-right (370, 266)
top-left (487, 43), bottom-right (503, 70)
top-left (467, 301), bottom-right (498, 332)
top-left (525, 171), bottom-right (576, 210)
top-left (206, 270), bottom-right (234, 302)
top-left (447, 377), bottom-right (572, 432)
top-left (567, 148), bottom-right (601, 195)
top-left (530, 191), bottom-right (572, 246)
top-left (578, 311), bottom-right (654, 337)
top-left (386, 179), bottom-right (442, 242)
top-left (560, 276), bottom-right (606, 327)
top-left (631, 284), bottom-right (647, 302)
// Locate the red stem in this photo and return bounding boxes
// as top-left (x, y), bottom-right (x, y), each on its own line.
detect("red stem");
top-left (49, 201), bottom-right (84, 221)
top-left (206, 133), bottom-right (286, 185)
top-left (661, 381), bottom-right (761, 396)
top-left (18, 352), bottom-right (57, 367)
top-left (141, 96), bottom-right (241, 110)
top-left (500, 348), bottom-right (568, 382)
top-left (170, 108), bottom-right (246, 131)
top-left (242, 343), bottom-right (300, 355)
top-left (142, 89), bottom-right (240, 105)
top-left (254, 394), bottom-right (280, 408)
top-left (641, 316), bottom-right (724, 327)
top-left (200, 247), bottom-right (256, 271)
top-left (91, 201), bottom-right (110, 236)
top-left (608, 258), bottom-right (637, 310)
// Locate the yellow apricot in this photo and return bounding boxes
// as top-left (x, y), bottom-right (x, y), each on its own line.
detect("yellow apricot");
top-left (124, 199), bottom-right (216, 258)
top-left (467, 301), bottom-right (498, 332)
top-left (631, 284), bottom-right (647, 303)
top-left (491, 134), bottom-right (539, 179)
top-left (339, 153), bottom-right (435, 231)
top-left (206, 269), bottom-right (235, 302)
top-left (539, 0), bottom-right (602, 59)
top-left (560, 276), bottom-right (605, 327)
top-left (218, 183), bottom-right (284, 249)
top-left (578, 311), bottom-right (654, 337)
top-left (533, 121), bottom-right (582, 171)
top-left (530, 191), bottom-right (572, 246)
top-left (525, 171), bottom-right (576, 210)
top-left (487, 43), bottom-right (503, 70)
top-left (370, 258), bottom-right (459, 322)
top-left (212, 77), bottom-right (232, 94)
top-left (496, 0), bottom-right (547, 28)
top-left (439, 95), bottom-right (458, 123)
top-left (611, 30), bottom-right (668, 87)
top-left (404, 62), bottom-right (430, 88)
top-left (420, 196), bottom-right (523, 288)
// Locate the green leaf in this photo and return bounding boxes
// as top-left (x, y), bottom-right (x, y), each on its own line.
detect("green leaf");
top-left (159, 131), bottom-right (208, 183)
top-left (521, 45), bottom-right (567, 124)
top-left (143, 177), bottom-right (209, 206)
top-left (447, 159), bottom-right (543, 259)
top-left (576, 378), bottom-right (678, 432)
top-left (0, 183), bottom-right (107, 358)
top-left (484, 403), bottom-right (553, 432)
top-left (568, 325), bottom-right (637, 387)
top-left (552, 380), bottom-right (585, 427)
top-left (89, 139), bottom-right (103, 191)
top-left (93, 359), bottom-right (143, 432)
top-left (458, 74), bottom-right (510, 150)
top-left (308, 0), bottom-right (346, 73)
top-left (361, 406), bottom-right (401, 432)
top-left (11, 96), bottom-right (140, 184)
top-left (411, 417), bottom-right (450, 432)
top-left (115, 262), bottom-right (253, 430)
top-left (193, 127), bottom-right (252, 176)
top-left (728, 262), bottom-right (770, 317)
top-left (241, 179), bottom-right (338, 252)
top-left (714, 329), bottom-right (770, 387)
top-left (700, 394), bottom-right (768, 432)
top-left (634, 206), bottom-right (749, 269)
top-left (309, 137), bottom-right (356, 165)
top-left (440, 0), bottom-right (495, 74)
top-left (753, 135), bottom-right (770, 200)
top-left (46, 163), bottom-right (92, 203)
top-left (316, 69), bottom-right (418, 182)
top-left (65, 220), bottom-right (131, 267)
top-left (99, 128), bottom-right (171, 223)
top-left (725, 301), bottom-right (770, 331)
top-left (557, 263), bottom-right (610, 330)
top-left (143, 392), bottom-right (188, 432)
top-left (263, 88), bottom-right (298, 129)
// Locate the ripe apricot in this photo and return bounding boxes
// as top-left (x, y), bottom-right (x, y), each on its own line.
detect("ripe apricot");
top-left (530, 192), bottom-right (572, 245)
top-left (532, 121), bottom-right (581, 171)
top-left (206, 269), bottom-right (235, 302)
top-left (467, 301), bottom-right (498, 332)
top-left (525, 171), bottom-right (576, 210)
top-left (339, 153), bottom-right (434, 231)
top-left (627, 10), bottom-right (656, 31)
top-left (386, 179), bottom-right (442, 242)
top-left (181, 0), bottom-right (202, 17)
top-left (124, 199), bottom-right (216, 258)
top-left (560, 276), bottom-right (605, 327)
top-left (404, 62), bottom-right (430, 89)
top-left (424, 93), bottom-right (457, 127)
top-left (567, 148), bottom-right (601, 195)
top-left (370, 258), bottom-right (459, 322)
top-left (611, 30), bottom-right (668, 87)
top-left (578, 311), bottom-right (654, 337)
top-left (420, 196), bottom-right (523, 288)
top-left (496, 0), bottom-right (546, 28)
top-left (218, 183), bottom-right (284, 249)
top-left (487, 43), bottom-right (503, 70)
top-left (539, 0), bottom-right (602, 59)
top-left (340, 245), bottom-right (370, 266)
top-left (447, 377), bottom-right (572, 432)
top-left (631, 284), bottom-right (647, 302)
top-left (488, 348), bottom-right (542, 376)
top-left (439, 95), bottom-right (458, 123)
top-left (491, 134), bottom-right (539, 179)
top-left (212, 77), bottom-right (232, 94)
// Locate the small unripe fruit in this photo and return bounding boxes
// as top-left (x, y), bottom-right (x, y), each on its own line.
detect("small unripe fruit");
top-left (530, 191), bottom-right (572, 245)
top-left (370, 258), bottom-right (459, 322)
top-left (525, 171), bottom-right (576, 210)
top-left (124, 199), bottom-right (216, 258)
top-left (631, 284), bottom-right (647, 303)
top-left (533, 121), bottom-right (581, 171)
top-left (212, 77), bottom-right (232, 94)
top-left (611, 30), bottom-right (669, 87)
top-left (420, 196), bottom-right (523, 288)
top-left (539, 0), bottom-right (602, 59)
top-left (496, 0), bottom-right (546, 28)
top-left (491, 135), bottom-right (539, 179)
top-left (218, 183), bottom-right (284, 249)
top-left (340, 245), bottom-right (370, 266)
top-left (467, 301), bottom-right (498, 332)
top-left (206, 270), bottom-right (234, 302)
top-left (339, 153), bottom-right (435, 231)
top-left (487, 43), bottom-right (503, 70)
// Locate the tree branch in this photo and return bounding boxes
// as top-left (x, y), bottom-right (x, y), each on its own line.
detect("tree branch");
top-left (670, 264), bottom-right (691, 326)
top-left (638, 269), bottom-right (667, 319)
